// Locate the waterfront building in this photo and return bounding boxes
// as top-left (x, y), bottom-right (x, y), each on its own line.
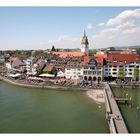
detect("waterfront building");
top-left (26, 58), bottom-right (34, 75)
top-left (103, 54), bottom-right (140, 81)
top-left (26, 58), bottom-right (46, 75)
top-left (42, 65), bottom-right (56, 75)
top-left (65, 58), bottom-right (83, 81)
top-left (56, 69), bottom-right (65, 78)
top-left (83, 57), bottom-right (103, 83)
top-left (5, 57), bottom-right (26, 72)
top-left (0, 56), bottom-right (5, 63)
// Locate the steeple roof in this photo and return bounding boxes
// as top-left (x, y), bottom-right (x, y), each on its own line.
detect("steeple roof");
top-left (81, 30), bottom-right (89, 45)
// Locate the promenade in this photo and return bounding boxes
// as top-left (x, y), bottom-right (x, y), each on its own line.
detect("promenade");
top-left (0, 76), bottom-right (88, 91)
top-left (104, 83), bottom-right (128, 133)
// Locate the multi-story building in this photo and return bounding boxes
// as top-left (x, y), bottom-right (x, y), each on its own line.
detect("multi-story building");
top-left (83, 57), bottom-right (103, 83)
top-left (103, 54), bottom-right (140, 81)
top-left (65, 60), bottom-right (83, 81)
top-left (26, 58), bottom-right (34, 75)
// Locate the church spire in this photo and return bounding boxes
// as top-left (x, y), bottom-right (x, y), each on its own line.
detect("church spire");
top-left (81, 30), bottom-right (89, 45)
top-left (84, 30), bottom-right (86, 37)
top-left (81, 30), bottom-right (89, 56)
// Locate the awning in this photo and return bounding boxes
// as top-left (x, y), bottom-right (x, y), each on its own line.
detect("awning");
top-left (27, 76), bottom-right (45, 81)
top-left (60, 78), bottom-right (66, 81)
top-left (39, 73), bottom-right (55, 77)
top-left (8, 73), bottom-right (21, 78)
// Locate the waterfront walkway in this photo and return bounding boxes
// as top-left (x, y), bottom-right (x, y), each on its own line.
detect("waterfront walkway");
top-left (104, 83), bottom-right (128, 133)
top-left (0, 76), bottom-right (88, 91)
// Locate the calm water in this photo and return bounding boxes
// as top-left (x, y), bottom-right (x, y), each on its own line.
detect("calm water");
top-left (0, 81), bottom-right (109, 133)
top-left (113, 87), bottom-right (140, 133)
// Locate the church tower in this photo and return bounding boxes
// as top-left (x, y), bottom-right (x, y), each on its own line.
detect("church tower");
top-left (81, 30), bottom-right (89, 56)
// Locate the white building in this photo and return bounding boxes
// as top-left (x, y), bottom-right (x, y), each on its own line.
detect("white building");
top-left (56, 69), bottom-right (65, 78)
top-left (26, 58), bottom-right (37, 75)
top-left (103, 62), bottom-right (140, 81)
top-left (65, 67), bottom-right (83, 80)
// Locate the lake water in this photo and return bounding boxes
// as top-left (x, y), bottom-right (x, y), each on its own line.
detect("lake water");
top-left (0, 81), bottom-right (109, 133)
top-left (113, 87), bottom-right (140, 133)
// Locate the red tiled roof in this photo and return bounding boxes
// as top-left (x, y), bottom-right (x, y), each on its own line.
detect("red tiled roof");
top-left (95, 57), bottom-right (104, 66)
top-left (43, 66), bottom-right (54, 72)
top-left (94, 54), bottom-right (108, 59)
top-left (83, 56), bottom-right (90, 65)
top-left (53, 52), bottom-right (85, 57)
top-left (35, 59), bottom-right (44, 65)
top-left (106, 54), bottom-right (140, 64)
top-left (9, 57), bottom-right (18, 63)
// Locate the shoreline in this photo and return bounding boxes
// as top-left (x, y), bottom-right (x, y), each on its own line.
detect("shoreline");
top-left (0, 75), bottom-right (105, 104)
top-left (86, 89), bottom-right (105, 104)
top-left (0, 76), bottom-right (88, 92)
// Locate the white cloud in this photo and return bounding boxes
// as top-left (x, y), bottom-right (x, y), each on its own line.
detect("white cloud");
top-left (116, 22), bottom-right (135, 30)
top-left (97, 22), bottom-right (105, 26)
top-left (86, 23), bottom-right (94, 29)
top-left (107, 9), bottom-right (140, 26)
top-left (101, 28), bottom-right (119, 34)
top-left (93, 9), bottom-right (140, 48)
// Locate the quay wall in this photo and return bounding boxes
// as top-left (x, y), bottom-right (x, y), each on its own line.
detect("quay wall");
top-left (0, 76), bottom-right (89, 91)
top-left (110, 83), bottom-right (140, 88)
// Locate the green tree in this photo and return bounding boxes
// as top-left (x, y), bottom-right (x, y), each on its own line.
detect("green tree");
top-left (89, 49), bottom-right (97, 56)
top-left (108, 47), bottom-right (115, 50)
top-left (136, 48), bottom-right (140, 54)
top-left (51, 45), bottom-right (56, 52)
top-left (134, 67), bottom-right (139, 81)
top-left (118, 67), bottom-right (125, 80)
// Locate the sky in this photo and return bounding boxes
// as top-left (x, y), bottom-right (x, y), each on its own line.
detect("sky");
top-left (0, 7), bottom-right (140, 50)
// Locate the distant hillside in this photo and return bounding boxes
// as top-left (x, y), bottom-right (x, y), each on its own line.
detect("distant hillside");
top-left (112, 45), bottom-right (140, 49)
top-left (100, 45), bottom-right (140, 50)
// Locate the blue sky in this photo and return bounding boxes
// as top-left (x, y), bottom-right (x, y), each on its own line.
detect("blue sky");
top-left (0, 7), bottom-right (140, 50)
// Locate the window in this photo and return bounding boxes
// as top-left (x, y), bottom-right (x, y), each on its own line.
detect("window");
top-left (129, 65), bottom-right (134, 68)
top-left (112, 69), bottom-right (117, 71)
top-left (83, 71), bottom-right (87, 75)
top-left (119, 66), bottom-right (123, 68)
top-left (112, 72), bottom-right (117, 75)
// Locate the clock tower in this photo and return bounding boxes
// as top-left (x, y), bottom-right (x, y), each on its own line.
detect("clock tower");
top-left (81, 30), bottom-right (89, 56)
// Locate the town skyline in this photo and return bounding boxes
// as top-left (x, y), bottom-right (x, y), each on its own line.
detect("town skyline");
top-left (0, 7), bottom-right (140, 50)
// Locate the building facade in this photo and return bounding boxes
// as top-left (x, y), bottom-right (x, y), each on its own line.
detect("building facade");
top-left (26, 58), bottom-right (37, 75)
top-left (82, 58), bottom-right (103, 83)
